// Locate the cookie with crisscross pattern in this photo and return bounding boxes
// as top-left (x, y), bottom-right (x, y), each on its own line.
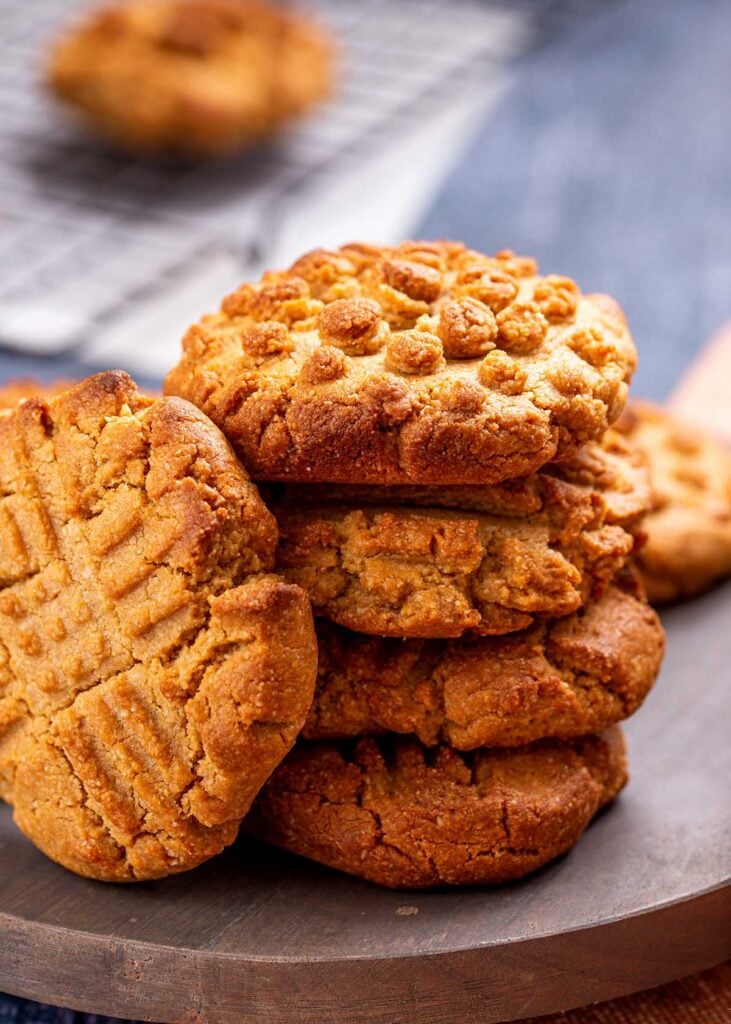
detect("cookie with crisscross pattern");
top-left (0, 371), bottom-right (317, 881)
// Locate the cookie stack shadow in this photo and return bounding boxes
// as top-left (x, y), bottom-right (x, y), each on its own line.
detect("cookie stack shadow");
top-left (162, 240), bottom-right (665, 889)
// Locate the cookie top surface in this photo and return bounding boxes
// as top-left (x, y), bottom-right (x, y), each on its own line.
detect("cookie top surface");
top-left (249, 728), bottom-right (627, 888)
top-left (165, 241), bottom-right (637, 485)
top-left (616, 400), bottom-right (731, 602)
top-left (0, 378), bottom-right (77, 410)
top-left (307, 584), bottom-right (664, 749)
top-left (48, 0), bottom-right (334, 156)
top-left (272, 430), bottom-right (650, 637)
top-left (0, 371), bottom-right (317, 881)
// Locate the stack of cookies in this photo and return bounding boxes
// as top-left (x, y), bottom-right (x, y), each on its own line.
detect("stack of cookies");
top-left (164, 240), bottom-right (666, 888)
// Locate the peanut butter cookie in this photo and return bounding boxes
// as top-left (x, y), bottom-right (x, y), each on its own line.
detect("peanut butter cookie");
top-left (248, 728), bottom-right (627, 888)
top-left (616, 401), bottom-right (731, 602)
top-left (165, 242), bottom-right (636, 484)
top-left (48, 0), bottom-right (334, 157)
top-left (306, 586), bottom-right (663, 748)
top-left (0, 371), bottom-right (317, 881)
top-left (0, 378), bottom-right (76, 410)
top-left (272, 430), bottom-right (650, 637)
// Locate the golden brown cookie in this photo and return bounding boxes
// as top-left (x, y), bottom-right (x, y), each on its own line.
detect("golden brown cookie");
top-left (48, 0), bottom-right (334, 157)
top-left (0, 371), bottom-right (317, 881)
top-left (165, 242), bottom-right (637, 484)
top-left (616, 401), bottom-right (731, 602)
top-left (0, 378), bottom-right (77, 410)
top-left (248, 728), bottom-right (627, 888)
top-left (306, 586), bottom-right (664, 748)
top-left (272, 430), bottom-right (651, 637)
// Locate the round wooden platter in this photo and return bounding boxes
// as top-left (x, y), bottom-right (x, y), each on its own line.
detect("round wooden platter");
top-left (1, 585), bottom-right (729, 1024)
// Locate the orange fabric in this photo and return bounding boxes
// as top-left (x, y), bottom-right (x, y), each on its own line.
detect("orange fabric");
top-left (521, 962), bottom-right (730, 1023)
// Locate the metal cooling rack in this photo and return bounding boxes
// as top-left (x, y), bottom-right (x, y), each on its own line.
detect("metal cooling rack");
top-left (0, 0), bottom-right (589, 359)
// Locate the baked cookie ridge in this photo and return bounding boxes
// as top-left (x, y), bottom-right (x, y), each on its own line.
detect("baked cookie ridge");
top-left (0, 371), bottom-right (317, 881)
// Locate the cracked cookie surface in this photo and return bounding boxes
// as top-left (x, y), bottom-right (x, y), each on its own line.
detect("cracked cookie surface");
top-left (272, 430), bottom-right (650, 637)
top-left (306, 586), bottom-right (663, 748)
top-left (48, 0), bottom-right (334, 156)
top-left (0, 371), bottom-right (317, 881)
top-left (248, 727), bottom-right (627, 888)
top-left (165, 241), bottom-right (636, 484)
top-left (616, 401), bottom-right (731, 602)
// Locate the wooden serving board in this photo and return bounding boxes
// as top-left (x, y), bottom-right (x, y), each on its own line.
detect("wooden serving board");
top-left (0, 583), bottom-right (729, 1024)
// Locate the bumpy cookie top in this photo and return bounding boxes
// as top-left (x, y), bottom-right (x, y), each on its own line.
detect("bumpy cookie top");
top-left (0, 371), bottom-right (317, 881)
top-left (616, 400), bottom-right (731, 602)
top-left (248, 728), bottom-right (627, 887)
top-left (48, 0), bottom-right (334, 156)
top-left (166, 241), bottom-right (636, 485)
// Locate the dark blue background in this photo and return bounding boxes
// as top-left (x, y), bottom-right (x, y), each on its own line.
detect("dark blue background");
top-left (421, 0), bottom-right (731, 399)
top-left (0, 1006), bottom-right (138, 1024)
top-left (2, 0), bottom-right (729, 1019)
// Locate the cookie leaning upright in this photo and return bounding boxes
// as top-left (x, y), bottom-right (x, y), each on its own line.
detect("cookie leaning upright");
top-left (0, 372), bottom-right (317, 882)
top-left (165, 242), bottom-right (637, 484)
top-left (47, 0), bottom-right (334, 157)
top-left (616, 400), bottom-right (731, 602)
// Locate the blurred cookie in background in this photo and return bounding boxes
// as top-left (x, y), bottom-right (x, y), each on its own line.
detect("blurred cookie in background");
top-left (47, 0), bottom-right (335, 157)
top-left (617, 401), bottom-right (731, 603)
